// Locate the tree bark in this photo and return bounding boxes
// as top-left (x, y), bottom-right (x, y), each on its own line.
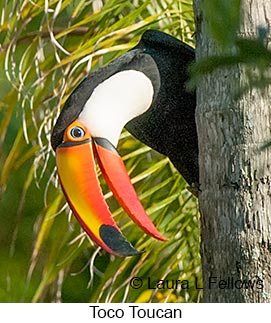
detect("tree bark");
top-left (194, 0), bottom-right (271, 302)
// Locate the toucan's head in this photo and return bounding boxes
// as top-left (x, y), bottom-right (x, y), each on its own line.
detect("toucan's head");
top-left (51, 30), bottom-right (197, 257)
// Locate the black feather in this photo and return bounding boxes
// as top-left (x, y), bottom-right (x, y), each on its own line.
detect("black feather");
top-left (126, 30), bottom-right (198, 186)
top-left (51, 29), bottom-right (198, 187)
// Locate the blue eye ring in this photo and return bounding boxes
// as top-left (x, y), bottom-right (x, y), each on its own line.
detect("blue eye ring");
top-left (70, 126), bottom-right (85, 139)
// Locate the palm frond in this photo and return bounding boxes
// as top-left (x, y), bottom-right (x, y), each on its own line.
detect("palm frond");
top-left (0, 0), bottom-right (200, 303)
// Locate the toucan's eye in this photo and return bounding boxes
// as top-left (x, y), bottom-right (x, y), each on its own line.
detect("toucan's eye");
top-left (70, 126), bottom-right (85, 139)
top-left (63, 121), bottom-right (89, 143)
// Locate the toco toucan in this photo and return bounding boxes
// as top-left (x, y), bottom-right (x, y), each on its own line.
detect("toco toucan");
top-left (51, 30), bottom-right (198, 257)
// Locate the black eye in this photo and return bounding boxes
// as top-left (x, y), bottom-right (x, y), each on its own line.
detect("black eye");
top-left (70, 126), bottom-right (85, 138)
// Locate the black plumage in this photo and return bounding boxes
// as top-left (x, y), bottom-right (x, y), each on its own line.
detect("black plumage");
top-left (51, 29), bottom-right (198, 188)
top-left (126, 30), bottom-right (198, 187)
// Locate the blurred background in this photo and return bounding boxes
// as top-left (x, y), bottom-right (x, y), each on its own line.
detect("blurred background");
top-left (0, 0), bottom-right (200, 302)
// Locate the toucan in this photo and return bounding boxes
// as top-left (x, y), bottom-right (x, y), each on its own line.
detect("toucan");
top-left (51, 30), bottom-right (198, 257)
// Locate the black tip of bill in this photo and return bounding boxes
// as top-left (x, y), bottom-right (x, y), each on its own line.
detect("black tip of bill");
top-left (100, 225), bottom-right (143, 257)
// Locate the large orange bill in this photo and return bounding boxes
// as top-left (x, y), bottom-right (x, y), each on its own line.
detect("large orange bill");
top-left (55, 121), bottom-right (141, 257)
top-left (93, 137), bottom-right (166, 241)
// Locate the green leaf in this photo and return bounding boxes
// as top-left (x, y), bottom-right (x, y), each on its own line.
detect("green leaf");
top-left (202, 0), bottom-right (241, 48)
top-left (0, 0), bottom-right (200, 303)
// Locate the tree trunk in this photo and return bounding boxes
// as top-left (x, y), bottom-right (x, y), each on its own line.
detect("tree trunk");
top-left (194, 0), bottom-right (271, 302)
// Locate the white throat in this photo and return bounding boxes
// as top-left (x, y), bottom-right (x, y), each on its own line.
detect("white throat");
top-left (78, 70), bottom-right (154, 147)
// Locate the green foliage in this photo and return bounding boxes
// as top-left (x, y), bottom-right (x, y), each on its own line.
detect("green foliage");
top-left (0, 0), bottom-right (200, 303)
top-left (202, 0), bottom-right (241, 49)
top-left (190, 0), bottom-right (271, 99)
top-left (190, 37), bottom-right (271, 87)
